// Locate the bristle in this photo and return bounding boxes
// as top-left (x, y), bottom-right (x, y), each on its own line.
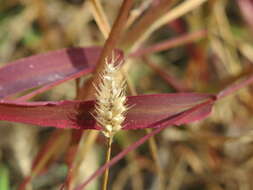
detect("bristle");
top-left (94, 54), bottom-right (127, 138)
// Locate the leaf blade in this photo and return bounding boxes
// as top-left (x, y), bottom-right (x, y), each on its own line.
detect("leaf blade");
top-left (0, 93), bottom-right (215, 130)
top-left (75, 98), bottom-right (215, 189)
top-left (0, 47), bottom-right (102, 99)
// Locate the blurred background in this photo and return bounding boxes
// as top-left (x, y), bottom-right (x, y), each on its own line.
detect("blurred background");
top-left (1, 0), bottom-right (253, 189)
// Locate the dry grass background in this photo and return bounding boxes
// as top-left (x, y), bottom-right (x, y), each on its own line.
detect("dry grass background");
top-left (0, 0), bottom-right (253, 189)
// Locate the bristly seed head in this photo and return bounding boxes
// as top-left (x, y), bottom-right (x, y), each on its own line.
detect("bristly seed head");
top-left (94, 54), bottom-right (128, 138)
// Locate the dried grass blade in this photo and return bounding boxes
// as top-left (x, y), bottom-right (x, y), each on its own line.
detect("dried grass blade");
top-left (125, 0), bottom-right (153, 30)
top-left (88, 0), bottom-right (111, 38)
top-left (121, 0), bottom-right (174, 47)
top-left (19, 130), bottom-right (70, 190)
top-left (130, 0), bottom-right (208, 51)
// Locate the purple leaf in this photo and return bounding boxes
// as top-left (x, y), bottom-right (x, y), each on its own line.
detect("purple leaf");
top-left (0, 100), bottom-right (97, 129)
top-left (0, 93), bottom-right (215, 130)
top-left (124, 93), bottom-right (215, 129)
top-left (74, 98), bottom-right (215, 189)
top-left (0, 47), bottom-right (103, 99)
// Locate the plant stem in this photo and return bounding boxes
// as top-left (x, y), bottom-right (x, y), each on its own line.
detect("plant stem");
top-left (146, 129), bottom-right (165, 190)
top-left (102, 136), bottom-right (113, 190)
top-left (79, 0), bottom-right (133, 100)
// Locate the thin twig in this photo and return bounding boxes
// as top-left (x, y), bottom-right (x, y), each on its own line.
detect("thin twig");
top-left (119, 131), bottom-right (144, 190)
top-left (129, 30), bottom-right (207, 57)
top-left (102, 137), bottom-right (113, 190)
top-left (146, 128), bottom-right (165, 190)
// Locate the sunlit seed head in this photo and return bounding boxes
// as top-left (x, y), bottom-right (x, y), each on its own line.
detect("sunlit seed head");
top-left (94, 53), bottom-right (128, 138)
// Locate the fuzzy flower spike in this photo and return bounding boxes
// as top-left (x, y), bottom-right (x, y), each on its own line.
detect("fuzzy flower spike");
top-left (94, 54), bottom-right (128, 138)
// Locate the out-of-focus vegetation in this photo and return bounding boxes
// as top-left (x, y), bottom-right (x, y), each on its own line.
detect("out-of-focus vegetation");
top-left (1, 0), bottom-right (253, 189)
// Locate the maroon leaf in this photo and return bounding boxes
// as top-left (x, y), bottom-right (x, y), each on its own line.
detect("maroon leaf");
top-left (74, 70), bottom-right (253, 189)
top-left (0, 47), bottom-right (103, 99)
top-left (0, 93), bottom-right (215, 130)
top-left (0, 100), bottom-right (97, 129)
top-left (75, 98), bottom-right (215, 189)
top-left (124, 93), bottom-right (215, 129)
